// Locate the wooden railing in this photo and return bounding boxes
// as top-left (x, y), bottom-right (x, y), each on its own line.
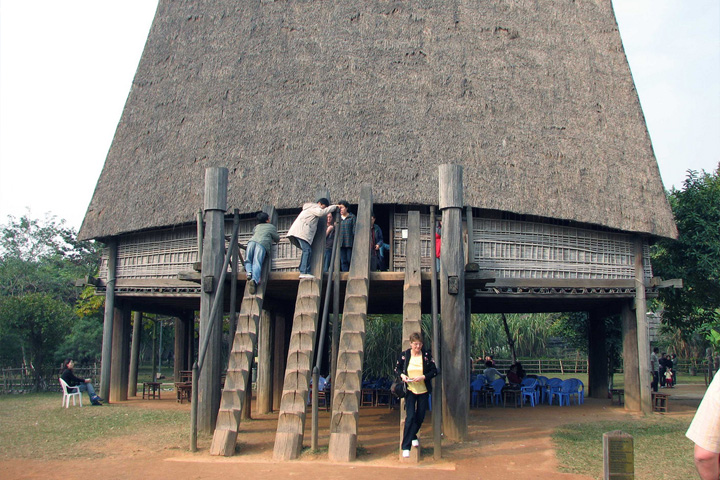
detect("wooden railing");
top-left (1, 365), bottom-right (100, 394)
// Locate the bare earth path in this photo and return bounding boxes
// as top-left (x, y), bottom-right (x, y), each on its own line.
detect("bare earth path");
top-left (3, 384), bottom-right (703, 480)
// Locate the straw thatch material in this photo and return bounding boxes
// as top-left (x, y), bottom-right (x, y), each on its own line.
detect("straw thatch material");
top-left (79, 0), bottom-right (677, 241)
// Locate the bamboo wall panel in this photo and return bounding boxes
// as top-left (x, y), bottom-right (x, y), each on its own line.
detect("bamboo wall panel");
top-left (393, 214), bottom-right (652, 281)
top-left (99, 215), bottom-right (303, 280)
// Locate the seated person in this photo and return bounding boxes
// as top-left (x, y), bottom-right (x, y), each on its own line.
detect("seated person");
top-left (61, 359), bottom-right (103, 405)
top-left (506, 362), bottom-right (526, 385)
top-left (483, 361), bottom-right (505, 382)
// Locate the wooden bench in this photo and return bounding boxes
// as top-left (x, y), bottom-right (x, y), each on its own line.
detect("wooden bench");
top-left (610, 388), bottom-right (625, 405)
top-left (143, 381), bottom-right (161, 400)
top-left (503, 388), bottom-right (522, 408)
top-left (652, 392), bottom-right (670, 413)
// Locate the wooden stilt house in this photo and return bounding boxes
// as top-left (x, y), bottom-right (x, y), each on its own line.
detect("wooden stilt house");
top-left (79, 0), bottom-right (677, 460)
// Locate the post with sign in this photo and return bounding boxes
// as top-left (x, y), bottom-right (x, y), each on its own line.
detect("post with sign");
top-left (603, 430), bottom-right (634, 480)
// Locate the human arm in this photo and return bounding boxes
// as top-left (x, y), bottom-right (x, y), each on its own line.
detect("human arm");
top-left (694, 444), bottom-right (720, 480)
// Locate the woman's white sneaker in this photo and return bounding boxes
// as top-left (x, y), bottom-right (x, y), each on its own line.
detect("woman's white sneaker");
top-left (402, 450), bottom-right (410, 458)
top-left (411, 439), bottom-right (419, 447)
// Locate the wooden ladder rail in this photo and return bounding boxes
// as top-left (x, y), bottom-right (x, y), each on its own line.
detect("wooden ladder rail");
top-left (328, 186), bottom-right (373, 462)
top-left (210, 206), bottom-right (277, 456)
top-left (272, 195), bottom-right (333, 460)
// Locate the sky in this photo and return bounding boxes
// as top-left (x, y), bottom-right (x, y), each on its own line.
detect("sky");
top-left (0, 0), bottom-right (718, 232)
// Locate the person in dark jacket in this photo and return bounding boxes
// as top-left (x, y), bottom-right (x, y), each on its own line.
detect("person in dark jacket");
top-left (394, 332), bottom-right (438, 458)
top-left (338, 200), bottom-right (356, 272)
top-left (60, 359), bottom-right (103, 405)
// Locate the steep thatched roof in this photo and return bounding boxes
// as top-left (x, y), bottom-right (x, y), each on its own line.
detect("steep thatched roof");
top-left (79, 0), bottom-right (677, 241)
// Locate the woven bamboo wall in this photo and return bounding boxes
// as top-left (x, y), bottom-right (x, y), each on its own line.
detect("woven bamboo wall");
top-left (98, 212), bottom-right (651, 282)
top-left (393, 213), bottom-right (652, 281)
top-left (99, 215), bottom-right (302, 280)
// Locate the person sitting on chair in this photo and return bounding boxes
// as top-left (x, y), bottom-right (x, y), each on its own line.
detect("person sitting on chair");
top-left (61, 359), bottom-right (103, 405)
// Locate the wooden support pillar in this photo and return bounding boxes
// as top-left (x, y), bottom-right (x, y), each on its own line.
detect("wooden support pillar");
top-left (128, 311), bottom-right (142, 397)
top-left (99, 239), bottom-right (117, 400)
top-left (174, 311), bottom-right (191, 383)
top-left (198, 167), bottom-right (228, 434)
top-left (109, 307), bottom-right (131, 402)
top-left (257, 309), bottom-right (273, 414)
top-left (634, 238), bottom-right (652, 414)
top-left (622, 301), bottom-right (641, 411)
top-left (272, 310), bottom-right (287, 411)
top-left (399, 211), bottom-right (422, 462)
top-left (587, 310), bottom-right (609, 399)
top-left (438, 164), bottom-right (468, 442)
top-left (186, 312), bottom-right (195, 370)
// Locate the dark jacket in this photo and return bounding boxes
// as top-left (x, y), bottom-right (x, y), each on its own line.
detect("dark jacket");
top-left (339, 212), bottom-right (356, 247)
top-left (61, 368), bottom-right (86, 387)
top-left (394, 347), bottom-right (438, 394)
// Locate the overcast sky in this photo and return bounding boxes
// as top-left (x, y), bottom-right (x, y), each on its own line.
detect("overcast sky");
top-left (0, 0), bottom-right (718, 231)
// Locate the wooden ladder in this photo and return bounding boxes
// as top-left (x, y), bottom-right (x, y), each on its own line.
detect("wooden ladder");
top-left (272, 276), bottom-right (323, 459)
top-left (210, 207), bottom-right (276, 456)
top-left (328, 186), bottom-right (373, 462)
top-left (272, 194), bottom-right (331, 460)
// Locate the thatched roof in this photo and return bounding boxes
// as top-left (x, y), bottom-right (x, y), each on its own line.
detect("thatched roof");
top-left (79, 0), bottom-right (677, 241)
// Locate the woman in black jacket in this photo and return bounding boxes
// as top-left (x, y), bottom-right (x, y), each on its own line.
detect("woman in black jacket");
top-left (61, 359), bottom-right (103, 405)
top-left (394, 332), bottom-right (438, 458)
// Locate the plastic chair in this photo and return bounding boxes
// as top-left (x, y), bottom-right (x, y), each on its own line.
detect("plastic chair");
top-left (520, 378), bottom-right (538, 406)
top-left (535, 376), bottom-right (548, 404)
top-left (471, 376), bottom-right (488, 407)
top-left (59, 378), bottom-right (82, 408)
top-left (575, 379), bottom-right (585, 404)
top-left (489, 378), bottom-right (506, 406)
top-left (546, 378), bottom-right (563, 405)
top-left (553, 379), bottom-right (576, 406)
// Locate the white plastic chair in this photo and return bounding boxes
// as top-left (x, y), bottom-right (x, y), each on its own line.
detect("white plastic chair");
top-left (59, 378), bottom-right (83, 408)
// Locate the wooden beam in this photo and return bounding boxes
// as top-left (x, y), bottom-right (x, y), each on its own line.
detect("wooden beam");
top-left (621, 300), bottom-right (641, 411)
top-left (109, 307), bottom-right (130, 402)
top-left (587, 310), bottom-right (608, 399)
top-left (128, 311), bottom-right (142, 397)
top-left (256, 309), bottom-right (272, 414)
top-left (100, 239), bottom-right (117, 400)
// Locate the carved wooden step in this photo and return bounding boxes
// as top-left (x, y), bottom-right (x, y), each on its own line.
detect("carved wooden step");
top-left (272, 277), bottom-right (323, 460)
top-left (328, 186), bottom-right (373, 463)
top-left (210, 261), bottom-right (270, 457)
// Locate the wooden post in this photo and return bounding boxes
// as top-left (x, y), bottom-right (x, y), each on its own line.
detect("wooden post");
top-left (588, 310), bottom-right (609, 399)
top-left (174, 311), bottom-right (191, 384)
top-left (99, 239), bottom-right (117, 400)
top-left (151, 319), bottom-right (158, 383)
top-left (128, 311), bottom-right (142, 397)
top-left (430, 205), bottom-right (442, 460)
top-left (257, 309), bottom-right (273, 414)
top-left (186, 312), bottom-right (195, 371)
top-left (621, 300), bottom-right (641, 411)
top-left (272, 310), bottom-right (287, 411)
top-left (400, 211), bottom-right (422, 462)
top-left (109, 307), bottom-right (131, 402)
top-left (331, 212), bottom-right (341, 406)
top-left (198, 167), bottom-right (228, 434)
top-left (634, 238), bottom-right (652, 414)
top-left (438, 164), bottom-right (468, 442)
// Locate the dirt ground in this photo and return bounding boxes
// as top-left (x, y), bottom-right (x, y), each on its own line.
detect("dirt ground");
top-left (3, 384), bottom-right (704, 480)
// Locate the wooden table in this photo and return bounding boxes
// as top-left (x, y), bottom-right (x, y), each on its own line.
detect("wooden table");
top-left (142, 382), bottom-right (161, 400)
top-left (175, 382), bottom-right (192, 403)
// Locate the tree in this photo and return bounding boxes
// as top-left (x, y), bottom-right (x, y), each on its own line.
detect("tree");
top-left (0, 214), bottom-right (101, 386)
top-left (652, 167), bottom-right (720, 334)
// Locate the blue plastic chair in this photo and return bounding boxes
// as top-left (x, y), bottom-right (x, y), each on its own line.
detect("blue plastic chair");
top-left (547, 378), bottom-right (563, 405)
top-left (536, 376), bottom-right (549, 404)
top-left (553, 379), bottom-right (577, 406)
top-left (520, 377), bottom-right (538, 406)
top-left (471, 376), bottom-right (488, 407)
top-left (575, 379), bottom-right (585, 404)
top-left (489, 378), bottom-right (506, 406)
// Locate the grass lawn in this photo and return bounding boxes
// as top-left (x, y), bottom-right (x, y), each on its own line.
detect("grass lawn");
top-left (553, 417), bottom-right (696, 479)
top-left (0, 393), bottom-right (189, 460)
